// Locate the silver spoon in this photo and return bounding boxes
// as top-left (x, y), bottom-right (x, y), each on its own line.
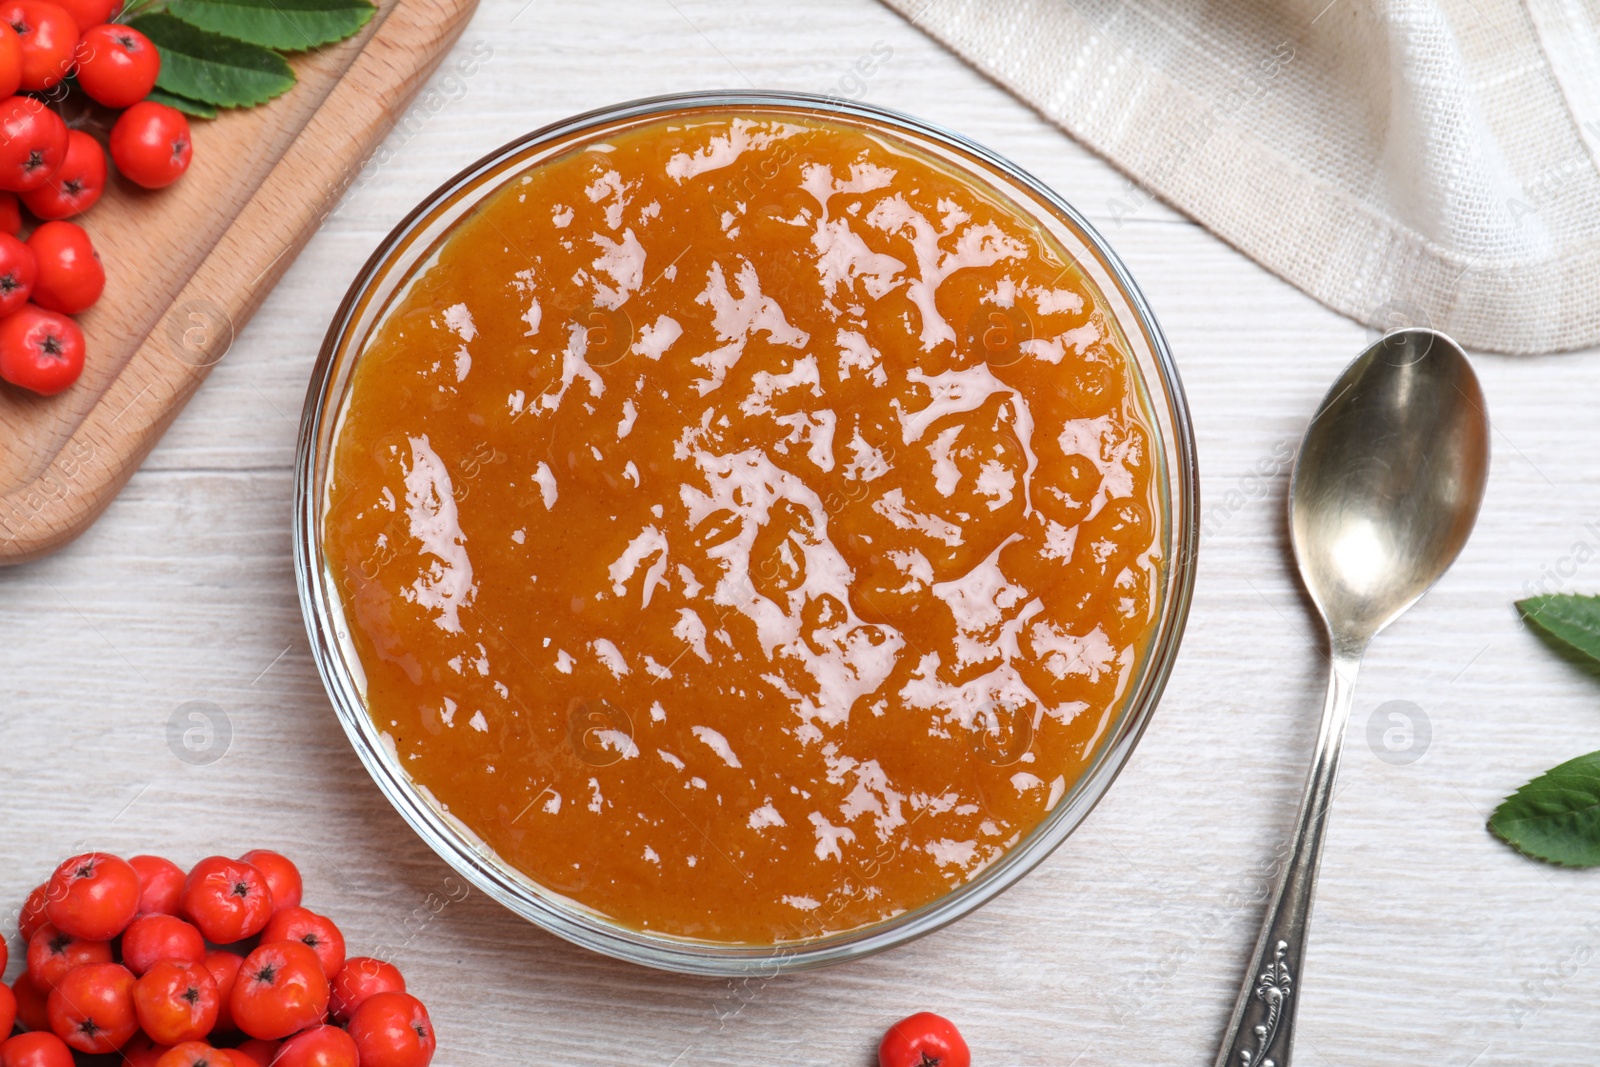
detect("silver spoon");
top-left (1214, 327), bottom-right (1490, 1067)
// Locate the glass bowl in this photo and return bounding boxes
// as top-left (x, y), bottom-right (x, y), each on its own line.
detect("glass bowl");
top-left (294, 90), bottom-right (1200, 976)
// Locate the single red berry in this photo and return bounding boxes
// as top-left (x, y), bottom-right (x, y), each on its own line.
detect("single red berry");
top-left (44, 852), bottom-right (135, 941)
top-left (9, 974), bottom-right (50, 1033)
top-left (134, 960), bottom-right (219, 1047)
top-left (121, 913), bottom-right (207, 975)
top-left (228, 940), bottom-right (329, 1041)
top-left (348, 991), bottom-right (436, 1067)
top-left (26, 219), bottom-right (102, 313)
top-left (181, 857), bottom-right (273, 944)
top-left (73, 23), bottom-right (155, 108)
top-left (329, 956), bottom-right (404, 1023)
top-left (0, 302), bottom-right (83, 394)
top-left (260, 906), bottom-right (345, 980)
top-left (273, 1025), bottom-right (358, 1067)
top-left (21, 129), bottom-right (104, 219)
top-left (238, 851), bottom-right (301, 914)
top-left (25, 922), bottom-right (112, 991)
top-left (0, 94), bottom-right (66, 192)
top-left (43, 852), bottom-right (139, 941)
top-left (202, 949), bottom-right (244, 1032)
top-left (44, 961), bottom-right (137, 1054)
top-left (109, 99), bottom-right (190, 189)
top-left (878, 1012), bottom-right (971, 1067)
top-left (0, 1031), bottom-right (75, 1067)
top-left (0, 0), bottom-right (77, 91)
top-left (129, 855), bottom-right (187, 916)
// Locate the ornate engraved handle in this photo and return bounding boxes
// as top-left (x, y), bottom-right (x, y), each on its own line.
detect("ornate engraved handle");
top-left (1214, 648), bottom-right (1362, 1067)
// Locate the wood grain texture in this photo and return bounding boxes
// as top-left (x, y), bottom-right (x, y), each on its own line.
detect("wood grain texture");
top-left (0, 0), bottom-right (478, 564)
top-left (3, 1), bottom-right (1600, 1064)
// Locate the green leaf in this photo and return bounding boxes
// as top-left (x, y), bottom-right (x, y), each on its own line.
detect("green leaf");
top-left (1518, 594), bottom-right (1600, 665)
top-left (146, 87), bottom-right (218, 119)
top-left (165, 0), bottom-right (375, 52)
top-left (129, 12), bottom-right (295, 108)
top-left (1491, 751), bottom-right (1600, 866)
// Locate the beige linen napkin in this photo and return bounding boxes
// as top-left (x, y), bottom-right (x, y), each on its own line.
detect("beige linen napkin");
top-left (882, 0), bottom-right (1600, 355)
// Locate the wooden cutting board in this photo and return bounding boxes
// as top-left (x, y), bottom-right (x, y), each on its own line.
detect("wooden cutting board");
top-left (0, 0), bottom-right (477, 565)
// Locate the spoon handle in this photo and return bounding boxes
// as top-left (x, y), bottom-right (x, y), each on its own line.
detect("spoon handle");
top-left (1214, 647), bottom-right (1363, 1067)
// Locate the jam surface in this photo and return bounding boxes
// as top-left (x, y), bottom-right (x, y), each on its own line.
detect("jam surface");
top-left (324, 109), bottom-right (1163, 943)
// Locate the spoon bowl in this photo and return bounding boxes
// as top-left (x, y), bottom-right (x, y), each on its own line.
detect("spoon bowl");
top-left (1291, 328), bottom-right (1490, 650)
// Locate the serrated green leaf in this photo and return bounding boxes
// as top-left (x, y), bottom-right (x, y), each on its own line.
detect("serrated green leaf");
top-left (1491, 750), bottom-right (1600, 866)
top-left (129, 12), bottom-right (295, 108)
top-left (146, 87), bottom-right (218, 119)
top-left (1518, 594), bottom-right (1600, 665)
top-left (165, 0), bottom-right (375, 52)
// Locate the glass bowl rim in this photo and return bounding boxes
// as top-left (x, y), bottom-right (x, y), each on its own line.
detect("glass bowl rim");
top-left (294, 88), bottom-right (1201, 977)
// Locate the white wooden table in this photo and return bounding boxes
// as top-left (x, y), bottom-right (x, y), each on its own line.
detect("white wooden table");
top-left (5, 2), bottom-right (1598, 1064)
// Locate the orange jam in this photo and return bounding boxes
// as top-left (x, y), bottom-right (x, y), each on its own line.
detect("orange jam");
top-left (324, 109), bottom-right (1163, 944)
